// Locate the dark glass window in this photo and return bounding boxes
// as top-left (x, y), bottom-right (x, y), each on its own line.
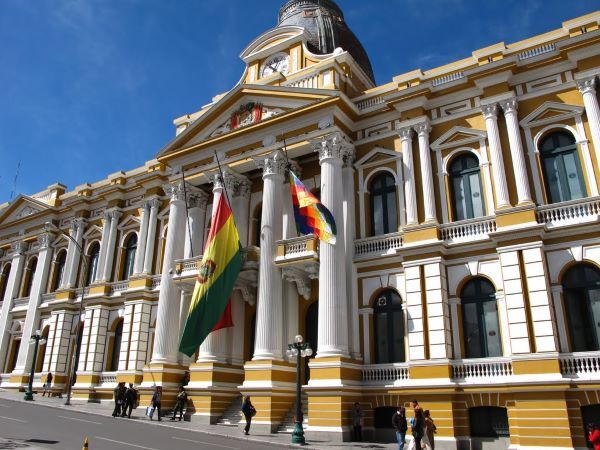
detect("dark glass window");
top-left (86, 243), bottom-right (100, 286)
top-left (461, 278), bottom-right (501, 358)
top-left (539, 131), bottom-right (586, 204)
top-left (374, 407), bottom-right (397, 429)
top-left (563, 264), bottom-right (600, 352)
top-left (53, 251), bottom-right (67, 291)
top-left (469, 407), bottom-right (509, 437)
top-left (108, 320), bottom-right (124, 372)
top-left (370, 173), bottom-right (398, 236)
top-left (373, 290), bottom-right (405, 364)
top-left (254, 206), bottom-right (262, 247)
top-left (449, 154), bottom-right (485, 221)
top-left (0, 264), bottom-right (11, 301)
top-left (121, 234), bottom-right (137, 280)
top-left (24, 258), bottom-right (38, 297)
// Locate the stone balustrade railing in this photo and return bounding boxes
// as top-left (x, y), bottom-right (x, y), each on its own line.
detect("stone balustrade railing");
top-left (440, 216), bottom-right (497, 243)
top-left (362, 363), bottom-right (409, 384)
top-left (109, 281), bottom-right (129, 295)
top-left (151, 275), bottom-right (161, 290)
top-left (99, 372), bottom-right (118, 384)
top-left (518, 43), bottom-right (556, 60)
top-left (560, 352), bottom-right (600, 377)
top-left (275, 235), bottom-right (319, 264)
top-left (432, 71), bottom-right (465, 86)
top-left (536, 196), bottom-right (600, 228)
top-left (283, 73), bottom-right (319, 89)
top-left (354, 232), bottom-right (404, 258)
top-left (451, 357), bottom-right (513, 380)
top-left (176, 255), bottom-right (203, 275)
top-left (356, 95), bottom-right (385, 111)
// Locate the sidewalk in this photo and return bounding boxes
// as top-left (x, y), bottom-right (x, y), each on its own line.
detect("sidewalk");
top-left (0, 390), bottom-right (394, 449)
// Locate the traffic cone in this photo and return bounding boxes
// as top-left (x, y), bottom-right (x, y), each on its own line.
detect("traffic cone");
top-left (82, 437), bottom-right (89, 449)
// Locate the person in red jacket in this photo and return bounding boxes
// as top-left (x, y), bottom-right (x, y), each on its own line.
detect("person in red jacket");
top-left (589, 423), bottom-right (600, 450)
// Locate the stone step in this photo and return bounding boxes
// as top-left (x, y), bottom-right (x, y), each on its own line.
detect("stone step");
top-left (215, 396), bottom-right (243, 427)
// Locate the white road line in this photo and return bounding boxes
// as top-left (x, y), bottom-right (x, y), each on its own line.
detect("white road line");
top-left (96, 437), bottom-right (160, 449)
top-left (0, 415), bottom-right (27, 423)
top-left (57, 415), bottom-right (102, 425)
top-left (172, 436), bottom-right (238, 449)
top-left (0, 404), bottom-right (10, 408)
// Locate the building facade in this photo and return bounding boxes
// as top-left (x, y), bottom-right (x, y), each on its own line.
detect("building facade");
top-left (1, 1), bottom-right (600, 448)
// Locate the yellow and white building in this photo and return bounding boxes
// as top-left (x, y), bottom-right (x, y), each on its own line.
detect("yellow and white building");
top-left (1, 1), bottom-right (600, 448)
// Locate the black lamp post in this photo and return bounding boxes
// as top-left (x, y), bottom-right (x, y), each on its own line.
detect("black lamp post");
top-left (24, 330), bottom-right (46, 401)
top-left (286, 334), bottom-right (312, 445)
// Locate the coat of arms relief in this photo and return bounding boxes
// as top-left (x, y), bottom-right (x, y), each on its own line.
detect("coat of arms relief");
top-left (209, 102), bottom-right (284, 138)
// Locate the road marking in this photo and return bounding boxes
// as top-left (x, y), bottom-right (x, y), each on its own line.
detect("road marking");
top-left (0, 415), bottom-right (27, 423)
top-left (0, 404), bottom-right (10, 408)
top-left (96, 437), bottom-right (159, 449)
top-left (172, 436), bottom-right (238, 449)
top-left (58, 415), bottom-right (102, 425)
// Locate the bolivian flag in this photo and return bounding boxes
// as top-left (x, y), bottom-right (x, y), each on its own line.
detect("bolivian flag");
top-left (179, 193), bottom-right (243, 357)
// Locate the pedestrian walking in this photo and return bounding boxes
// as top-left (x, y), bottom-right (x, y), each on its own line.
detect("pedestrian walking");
top-left (411, 399), bottom-right (425, 450)
top-left (170, 386), bottom-right (187, 421)
top-left (351, 402), bottom-right (364, 441)
top-left (392, 406), bottom-right (408, 450)
top-left (122, 383), bottom-right (138, 418)
top-left (589, 423), bottom-right (600, 450)
top-left (112, 382), bottom-right (125, 417)
top-left (42, 372), bottom-right (53, 397)
top-left (423, 410), bottom-right (437, 450)
top-left (241, 396), bottom-right (256, 435)
top-left (150, 386), bottom-right (162, 421)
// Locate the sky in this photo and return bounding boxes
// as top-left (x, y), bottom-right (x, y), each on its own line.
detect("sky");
top-left (0, 0), bottom-right (597, 203)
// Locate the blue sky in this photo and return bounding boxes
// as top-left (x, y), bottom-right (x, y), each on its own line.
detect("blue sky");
top-left (0, 0), bottom-right (597, 203)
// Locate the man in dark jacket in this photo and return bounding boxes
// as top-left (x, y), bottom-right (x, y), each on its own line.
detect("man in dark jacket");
top-left (170, 386), bottom-right (187, 421)
top-left (392, 406), bottom-right (408, 450)
top-left (112, 382), bottom-right (125, 417)
top-left (122, 383), bottom-right (138, 418)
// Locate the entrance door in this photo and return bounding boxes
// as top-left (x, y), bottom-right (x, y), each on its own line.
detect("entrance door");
top-left (304, 301), bottom-right (318, 384)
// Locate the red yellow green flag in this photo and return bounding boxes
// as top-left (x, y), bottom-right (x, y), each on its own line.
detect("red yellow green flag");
top-left (179, 193), bottom-right (243, 357)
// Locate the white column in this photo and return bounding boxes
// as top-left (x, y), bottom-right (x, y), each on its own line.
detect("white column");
top-left (44, 310), bottom-right (77, 383)
top-left (500, 98), bottom-right (532, 205)
top-left (360, 310), bottom-right (371, 364)
top-left (151, 181), bottom-right (187, 364)
top-left (0, 242), bottom-right (27, 368)
top-left (343, 158), bottom-right (361, 359)
top-left (13, 234), bottom-right (55, 374)
top-left (230, 291), bottom-right (246, 366)
top-left (449, 298), bottom-right (461, 359)
top-left (101, 210), bottom-right (122, 282)
top-left (227, 175), bottom-right (251, 248)
top-left (578, 77), bottom-right (600, 181)
top-left (95, 212), bottom-right (111, 282)
top-left (482, 104), bottom-right (511, 209)
top-left (178, 292), bottom-right (193, 366)
top-left (143, 199), bottom-right (161, 274)
top-left (399, 127), bottom-right (418, 225)
top-left (414, 121), bottom-right (437, 222)
top-left (252, 150), bottom-right (286, 360)
top-left (133, 202), bottom-right (150, 274)
top-left (313, 132), bottom-right (351, 358)
top-left (184, 193), bottom-right (208, 259)
top-left (64, 218), bottom-right (85, 288)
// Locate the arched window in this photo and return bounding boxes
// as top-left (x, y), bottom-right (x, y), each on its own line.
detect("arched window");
top-left (539, 131), bottom-right (586, 204)
top-left (370, 173), bottom-right (398, 236)
top-left (449, 154), bottom-right (485, 221)
top-left (86, 243), bottom-right (100, 286)
top-left (23, 257), bottom-right (38, 297)
top-left (108, 320), bottom-right (124, 372)
top-left (562, 263), bottom-right (600, 352)
top-left (373, 290), bottom-right (405, 364)
top-left (0, 263), bottom-right (11, 301)
top-left (121, 234), bottom-right (137, 280)
top-left (53, 251), bottom-right (67, 291)
top-left (461, 278), bottom-right (501, 358)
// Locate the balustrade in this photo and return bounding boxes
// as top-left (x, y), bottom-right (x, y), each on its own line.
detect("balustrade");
top-left (362, 363), bottom-right (409, 384)
top-left (109, 281), bottom-right (129, 295)
top-left (537, 197), bottom-right (600, 228)
top-left (518, 43), bottom-right (556, 60)
top-left (451, 358), bottom-right (513, 380)
top-left (560, 352), bottom-right (600, 377)
top-left (432, 71), bottom-right (465, 86)
top-left (356, 96), bottom-right (385, 111)
top-left (98, 372), bottom-right (118, 384)
top-left (354, 232), bottom-right (404, 258)
top-left (441, 216), bottom-right (497, 243)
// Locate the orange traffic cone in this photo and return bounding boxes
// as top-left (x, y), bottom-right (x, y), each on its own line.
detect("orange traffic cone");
top-left (82, 437), bottom-right (89, 449)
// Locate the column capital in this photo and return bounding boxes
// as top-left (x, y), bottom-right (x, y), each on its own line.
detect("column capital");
top-left (37, 232), bottom-right (55, 250)
top-left (577, 77), bottom-right (597, 95)
top-left (255, 149), bottom-right (287, 179)
top-left (70, 217), bottom-right (87, 233)
top-left (225, 173), bottom-right (252, 199)
top-left (163, 181), bottom-right (186, 202)
top-left (11, 241), bottom-right (27, 255)
top-left (108, 209), bottom-right (123, 221)
top-left (288, 159), bottom-right (302, 178)
top-left (398, 126), bottom-right (414, 141)
top-left (311, 132), bottom-right (355, 164)
top-left (499, 98), bottom-right (518, 115)
top-left (413, 120), bottom-right (431, 137)
top-left (144, 198), bottom-right (162, 210)
top-left (482, 103), bottom-right (499, 119)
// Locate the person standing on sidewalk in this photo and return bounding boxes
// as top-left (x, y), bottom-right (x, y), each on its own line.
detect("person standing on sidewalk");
top-left (351, 402), bottom-right (364, 441)
top-left (42, 372), bottom-right (53, 397)
top-left (423, 410), bottom-right (437, 450)
top-left (112, 382), bottom-right (125, 418)
top-left (150, 386), bottom-right (162, 421)
top-left (392, 406), bottom-right (408, 450)
top-left (241, 396), bottom-right (255, 435)
top-left (170, 386), bottom-right (187, 421)
top-left (411, 400), bottom-right (425, 450)
top-left (122, 383), bottom-right (137, 418)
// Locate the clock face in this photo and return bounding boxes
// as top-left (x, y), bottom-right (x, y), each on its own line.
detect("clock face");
top-left (261, 54), bottom-right (290, 77)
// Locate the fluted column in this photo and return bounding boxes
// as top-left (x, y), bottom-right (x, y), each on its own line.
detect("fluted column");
top-left (228, 175), bottom-right (251, 247)
top-left (578, 77), bottom-right (600, 179)
top-left (133, 202), bottom-right (150, 274)
top-left (143, 199), bottom-right (161, 274)
top-left (151, 181), bottom-right (187, 364)
top-left (313, 132), bottom-right (351, 358)
top-left (0, 242), bottom-right (27, 369)
top-left (253, 150), bottom-right (286, 360)
top-left (95, 212), bottom-right (111, 282)
top-left (482, 104), bottom-right (511, 209)
top-left (399, 127), bottom-right (418, 225)
top-left (184, 192), bottom-right (208, 259)
top-left (63, 218), bottom-right (85, 288)
top-left (415, 121), bottom-right (437, 222)
top-left (101, 210), bottom-right (122, 282)
top-left (500, 98), bottom-right (532, 204)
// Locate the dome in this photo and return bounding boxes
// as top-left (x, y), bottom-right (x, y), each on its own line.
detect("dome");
top-left (278, 0), bottom-right (375, 84)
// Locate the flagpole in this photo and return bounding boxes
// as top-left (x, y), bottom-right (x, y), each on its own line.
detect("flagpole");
top-left (213, 151), bottom-right (237, 229)
top-left (180, 167), bottom-right (195, 258)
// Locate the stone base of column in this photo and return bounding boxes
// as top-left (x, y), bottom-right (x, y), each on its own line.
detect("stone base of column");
top-left (127, 274), bottom-right (155, 290)
top-left (403, 223), bottom-right (440, 245)
top-left (240, 360), bottom-right (296, 433)
top-left (496, 204), bottom-right (538, 230)
top-left (55, 288), bottom-right (76, 301)
top-left (7, 373), bottom-right (28, 388)
top-left (116, 370), bottom-right (144, 385)
top-left (141, 362), bottom-right (187, 388)
top-left (88, 283), bottom-right (112, 296)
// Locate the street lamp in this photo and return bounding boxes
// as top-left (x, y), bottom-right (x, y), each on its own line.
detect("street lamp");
top-left (45, 222), bottom-right (89, 406)
top-left (286, 334), bottom-right (313, 445)
top-left (24, 330), bottom-right (46, 401)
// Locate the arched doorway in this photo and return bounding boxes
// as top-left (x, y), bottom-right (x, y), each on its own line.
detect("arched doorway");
top-left (304, 301), bottom-right (318, 384)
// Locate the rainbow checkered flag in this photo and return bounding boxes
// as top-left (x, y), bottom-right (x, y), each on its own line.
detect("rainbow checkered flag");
top-left (289, 171), bottom-right (337, 244)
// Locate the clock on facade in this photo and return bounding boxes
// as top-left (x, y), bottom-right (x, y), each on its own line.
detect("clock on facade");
top-left (260, 53), bottom-right (290, 77)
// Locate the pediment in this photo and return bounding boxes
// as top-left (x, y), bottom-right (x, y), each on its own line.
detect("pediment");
top-left (117, 215), bottom-right (141, 230)
top-left (0, 195), bottom-right (52, 226)
top-left (520, 101), bottom-right (584, 128)
top-left (430, 126), bottom-right (487, 151)
top-left (356, 147), bottom-right (400, 167)
top-left (240, 26), bottom-right (307, 61)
